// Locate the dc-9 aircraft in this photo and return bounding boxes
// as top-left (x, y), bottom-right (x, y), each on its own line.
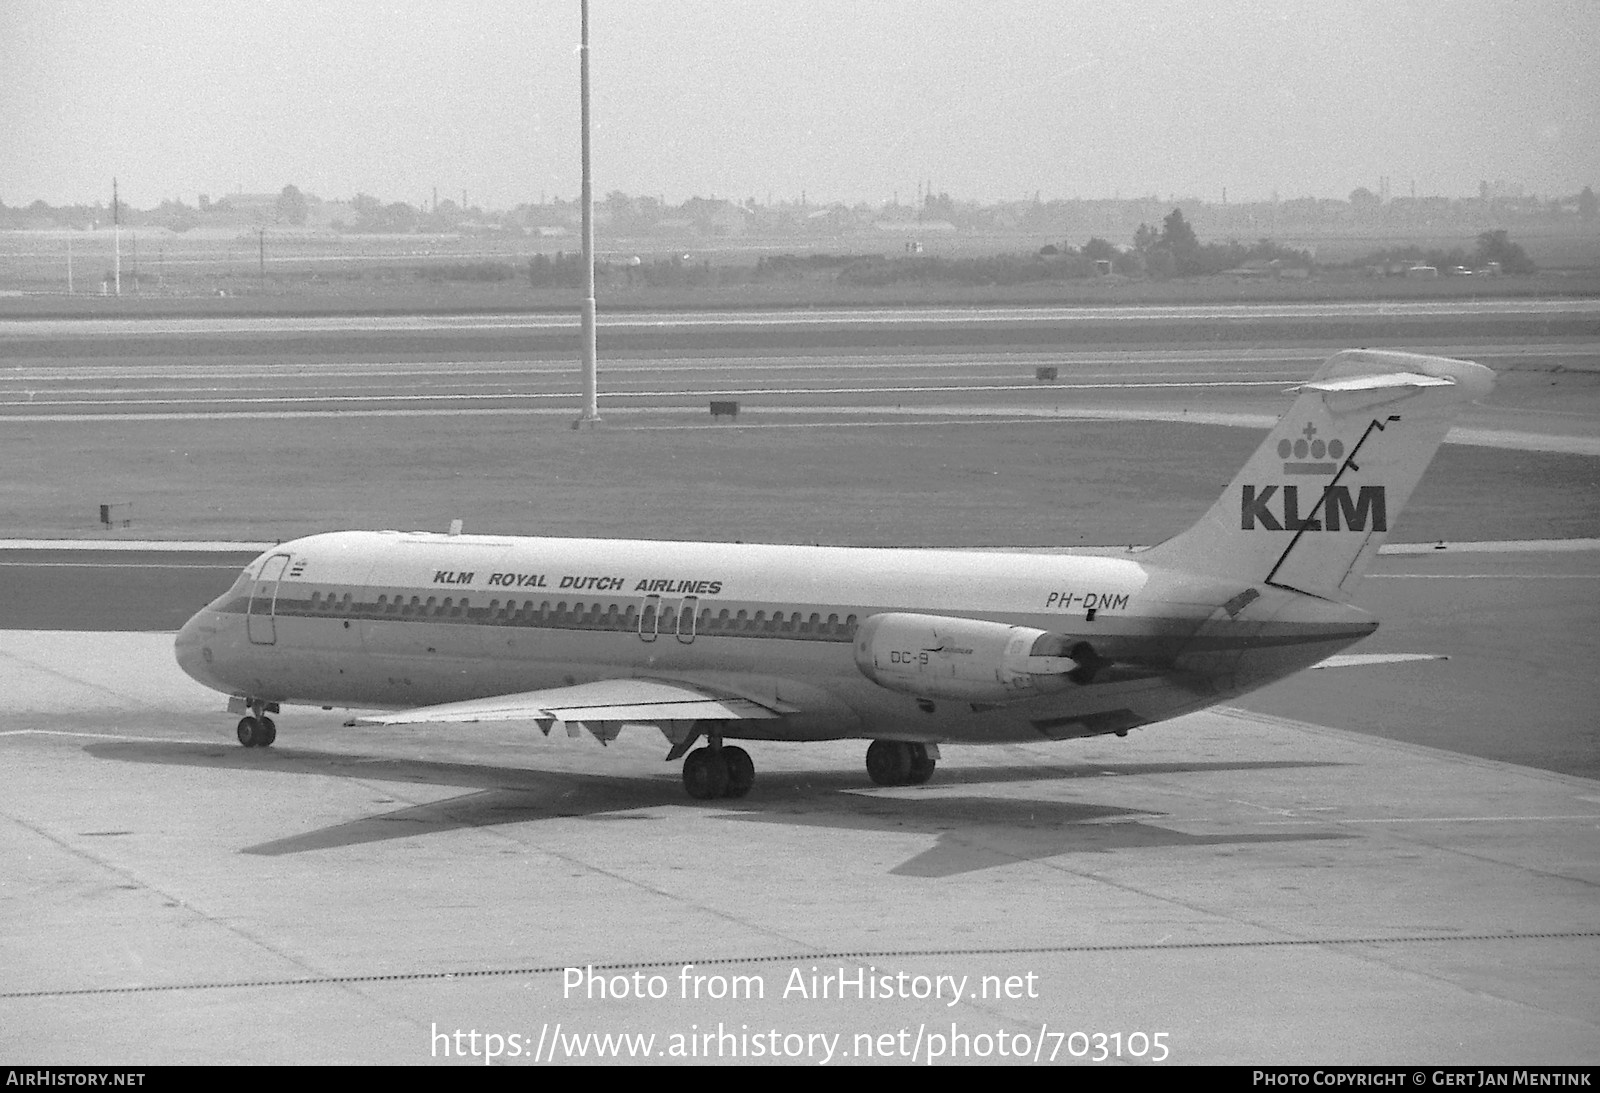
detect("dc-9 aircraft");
top-left (176, 349), bottom-right (1492, 799)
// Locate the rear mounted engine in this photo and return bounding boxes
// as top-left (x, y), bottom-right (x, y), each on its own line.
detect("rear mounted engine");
top-left (854, 612), bottom-right (1092, 703)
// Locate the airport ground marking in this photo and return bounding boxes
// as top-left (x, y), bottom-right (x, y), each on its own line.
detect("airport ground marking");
top-left (1366, 573), bottom-right (1600, 579)
top-left (3, 399), bottom-right (1590, 455)
top-left (1262, 814), bottom-right (1600, 824)
top-left (0, 729), bottom-right (214, 743)
top-left (0, 561), bottom-right (244, 569)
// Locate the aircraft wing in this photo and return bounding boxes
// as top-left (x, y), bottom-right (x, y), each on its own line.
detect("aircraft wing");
top-left (346, 677), bottom-right (788, 730)
top-left (1311, 653), bottom-right (1447, 668)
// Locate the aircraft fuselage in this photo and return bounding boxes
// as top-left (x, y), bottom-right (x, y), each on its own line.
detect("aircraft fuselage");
top-left (175, 530), bottom-right (1374, 746)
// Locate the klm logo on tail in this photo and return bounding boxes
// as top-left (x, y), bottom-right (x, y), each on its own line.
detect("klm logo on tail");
top-left (1241, 484), bottom-right (1387, 532)
top-left (1279, 423), bottom-right (1345, 475)
top-left (1244, 421), bottom-right (1386, 532)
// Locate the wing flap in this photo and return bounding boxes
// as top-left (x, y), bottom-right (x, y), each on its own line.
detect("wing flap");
top-left (348, 677), bottom-right (785, 727)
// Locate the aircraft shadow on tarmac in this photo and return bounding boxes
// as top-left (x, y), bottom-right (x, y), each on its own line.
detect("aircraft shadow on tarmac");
top-left (83, 740), bottom-right (1348, 877)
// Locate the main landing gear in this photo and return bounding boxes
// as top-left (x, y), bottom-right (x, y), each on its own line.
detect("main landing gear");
top-left (866, 740), bottom-right (937, 786)
top-left (234, 698), bottom-right (277, 748)
top-left (681, 741), bottom-right (755, 801)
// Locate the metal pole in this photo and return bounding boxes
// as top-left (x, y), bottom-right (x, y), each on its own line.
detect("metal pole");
top-left (259, 228), bottom-right (265, 289)
top-left (113, 177), bottom-right (121, 297)
top-left (575, 0), bottom-right (601, 426)
top-left (66, 235), bottom-right (73, 295)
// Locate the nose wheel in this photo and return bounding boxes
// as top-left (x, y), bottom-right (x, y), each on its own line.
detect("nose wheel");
top-left (234, 698), bottom-right (278, 747)
top-left (236, 715), bottom-right (276, 748)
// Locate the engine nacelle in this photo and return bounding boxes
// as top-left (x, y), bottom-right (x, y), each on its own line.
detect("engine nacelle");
top-left (854, 612), bottom-right (1083, 703)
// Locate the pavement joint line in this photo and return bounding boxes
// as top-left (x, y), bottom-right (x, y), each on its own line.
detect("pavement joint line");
top-left (7, 932), bottom-right (1598, 1001)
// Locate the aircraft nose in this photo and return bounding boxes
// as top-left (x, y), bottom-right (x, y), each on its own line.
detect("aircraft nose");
top-left (174, 611), bottom-right (218, 687)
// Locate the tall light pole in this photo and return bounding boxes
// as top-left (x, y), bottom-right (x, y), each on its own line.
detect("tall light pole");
top-left (112, 177), bottom-right (121, 296)
top-left (574, 0), bottom-right (601, 426)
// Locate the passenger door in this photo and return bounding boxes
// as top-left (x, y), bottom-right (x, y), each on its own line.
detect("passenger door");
top-left (247, 554), bottom-right (291, 645)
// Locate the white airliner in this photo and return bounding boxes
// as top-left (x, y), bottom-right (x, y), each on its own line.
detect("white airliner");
top-left (175, 349), bottom-right (1492, 799)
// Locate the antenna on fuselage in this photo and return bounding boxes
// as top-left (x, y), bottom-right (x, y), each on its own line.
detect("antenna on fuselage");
top-left (573, 0), bottom-right (602, 428)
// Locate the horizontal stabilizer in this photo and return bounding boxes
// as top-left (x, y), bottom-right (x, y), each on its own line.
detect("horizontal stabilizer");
top-left (1298, 372), bottom-right (1456, 393)
top-left (1298, 369), bottom-right (1458, 415)
top-left (348, 677), bottom-right (785, 728)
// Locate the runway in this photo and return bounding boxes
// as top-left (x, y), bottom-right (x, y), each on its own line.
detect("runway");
top-left (2, 303), bottom-right (1596, 1063)
top-left (4, 303), bottom-right (1596, 454)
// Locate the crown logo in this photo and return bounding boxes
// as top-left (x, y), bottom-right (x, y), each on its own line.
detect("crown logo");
top-left (1279, 423), bottom-right (1344, 475)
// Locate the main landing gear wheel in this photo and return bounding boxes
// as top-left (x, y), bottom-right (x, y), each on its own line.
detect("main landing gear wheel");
top-left (866, 740), bottom-right (936, 786)
top-left (681, 745), bottom-right (756, 800)
top-left (722, 746), bottom-right (755, 799)
top-left (236, 715), bottom-right (276, 748)
top-left (683, 748), bottom-right (729, 800)
top-left (907, 743), bottom-right (935, 785)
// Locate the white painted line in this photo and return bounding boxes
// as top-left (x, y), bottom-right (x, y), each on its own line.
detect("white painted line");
top-left (1445, 428), bottom-right (1600, 456)
top-left (1379, 538), bottom-right (1600, 554)
top-left (1365, 574), bottom-right (1600, 579)
top-left (4, 397), bottom-right (1588, 455)
top-left (0, 729), bottom-right (213, 743)
top-left (0, 540), bottom-right (270, 551)
top-left (0, 561), bottom-right (245, 569)
top-left (0, 537), bottom-right (1594, 556)
top-left (1264, 814), bottom-right (1600, 825)
top-left (0, 379), bottom-right (1293, 409)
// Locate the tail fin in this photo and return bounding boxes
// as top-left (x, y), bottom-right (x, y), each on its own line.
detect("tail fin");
top-left (1146, 349), bottom-right (1494, 599)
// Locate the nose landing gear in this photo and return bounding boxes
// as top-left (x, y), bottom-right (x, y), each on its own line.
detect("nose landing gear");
top-left (233, 698), bottom-right (278, 748)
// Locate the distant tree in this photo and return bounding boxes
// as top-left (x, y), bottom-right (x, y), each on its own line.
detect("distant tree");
top-left (1144, 247), bottom-right (1177, 279)
top-left (1132, 222), bottom-right (1160, 252)
top-left (276, 184), bottom-right (308, 226)
top-left (1579, 186), bottom-right (1598, 221)
top-left (1473, 229), bottom-right (1535, 274)
top-left (1349, 186), bottom-right (1380, 213)
top-left (920, 191), bottom-right (956, 221)
top-left (382, 202), bottom-right (418, 233)
top-left (1157, 208), bottom-right (1202, 274)
top-left (1081, 236), bottom-right (1117, 263)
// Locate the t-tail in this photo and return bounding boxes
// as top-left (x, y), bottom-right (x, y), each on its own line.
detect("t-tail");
top-left (1146, 349), bottom-right (1494, 599)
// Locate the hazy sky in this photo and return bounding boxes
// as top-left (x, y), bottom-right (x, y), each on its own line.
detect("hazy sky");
top-left (3, 0), bottom-right (1597, 209)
